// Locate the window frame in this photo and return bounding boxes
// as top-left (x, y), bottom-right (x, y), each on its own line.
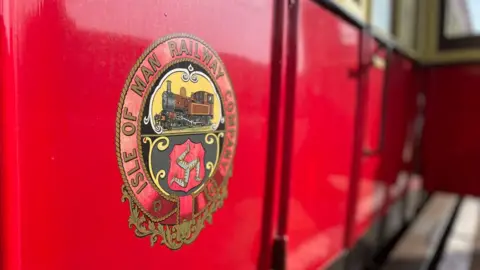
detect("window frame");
top-left (391, 0), bottom-right (420, 51)
top-left (438, 0), bottom-right (480, 50)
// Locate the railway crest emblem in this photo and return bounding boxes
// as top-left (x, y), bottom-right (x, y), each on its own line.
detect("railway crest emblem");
top-left (116, 34), bottom-right (237, 249)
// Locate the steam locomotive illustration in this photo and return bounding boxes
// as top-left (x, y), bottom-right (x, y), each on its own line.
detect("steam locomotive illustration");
top-left (154, 80), bottom-right (214, 130)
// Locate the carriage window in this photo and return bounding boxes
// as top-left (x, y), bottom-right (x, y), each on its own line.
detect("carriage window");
top-left (443, 0), bottom-right (480, 38)
top-left (371, 0), bottom-right (393, 34)
top-left (440, 0), bottom-right (480, 49)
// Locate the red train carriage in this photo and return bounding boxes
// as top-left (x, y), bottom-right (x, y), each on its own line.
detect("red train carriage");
top-left (1, 0), bottom-right (480, 269)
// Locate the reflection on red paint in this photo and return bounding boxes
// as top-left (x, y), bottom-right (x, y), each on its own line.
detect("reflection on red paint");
top-left (286, 2), bottom-right (358, 268)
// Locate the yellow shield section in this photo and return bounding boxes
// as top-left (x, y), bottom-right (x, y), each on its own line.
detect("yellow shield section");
top-left (150, 70), bottom-right (222, 134)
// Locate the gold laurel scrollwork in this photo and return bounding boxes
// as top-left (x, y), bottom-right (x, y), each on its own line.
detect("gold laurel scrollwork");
top-left (122, 182), bottom-right (228, 250)
top-left (121, 184), bottom-right (154, 238)
top-left (205, 132), bottom-right (224, 177)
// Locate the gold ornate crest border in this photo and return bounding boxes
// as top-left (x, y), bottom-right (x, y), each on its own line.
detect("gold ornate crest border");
top-left (115, 33), bottom-right (238, 249)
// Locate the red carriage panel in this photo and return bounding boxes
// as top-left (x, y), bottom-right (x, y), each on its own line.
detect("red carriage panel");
top-left (0, 0), bottom-right (276, 269)
top-left (284, 2), bottom-right (359, 268)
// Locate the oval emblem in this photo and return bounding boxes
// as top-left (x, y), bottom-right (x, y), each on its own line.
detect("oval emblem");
top-left (116, 34), bottom-right (238, 249)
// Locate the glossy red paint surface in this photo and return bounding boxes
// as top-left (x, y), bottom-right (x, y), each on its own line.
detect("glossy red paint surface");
top-left (422, 65), bottom-right (480, 196)
top-left (0, 0), bottom-right (276, 269)
top-left (353, 49), bottom-right (418, 244)
top-left (285, 2), bottom-right (359, 268)
top-left (350, 64), bottom-right (385, 243)
top-left (353, 41), bottom-right (385, 242)
top-left (381, 53), bottom-right (418, 239)
top-left (381, 53), bottom-right (417, 204)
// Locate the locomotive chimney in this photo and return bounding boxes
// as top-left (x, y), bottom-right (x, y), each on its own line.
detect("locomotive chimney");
top-left (166, 80), bottom-right (172, 93)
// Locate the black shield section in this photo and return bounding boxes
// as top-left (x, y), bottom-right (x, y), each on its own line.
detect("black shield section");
top-left (141, 134), bottom-right (223, 197)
